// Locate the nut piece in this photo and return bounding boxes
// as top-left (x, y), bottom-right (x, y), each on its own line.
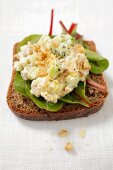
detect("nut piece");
top-left (79, 129), bottom-right (86, 138)
top-left (64, 141), bottom-right (74, 151)
top-left (57, 129), bottom-right (69, 137)
top-left (76, 44), bottom-right (84, 53)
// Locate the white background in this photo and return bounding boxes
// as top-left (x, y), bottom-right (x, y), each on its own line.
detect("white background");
top-left (0, 0), bottom-right (113, 169)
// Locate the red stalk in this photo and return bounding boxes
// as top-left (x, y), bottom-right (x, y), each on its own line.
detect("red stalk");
top-left (59, 21), bottom-right (69, 33)
top-left (68, 23), bottom-right (77, 34)
top-left (86, 79), bottom-right (107, 93)
top-left (81, 97), bottom-right (91, 107)
top-left (75, 92), bottom-right (91, 107)
top-left (49, 9), bottom-right (54, 36)
top-left (75, 33), bottom-right (82, 40)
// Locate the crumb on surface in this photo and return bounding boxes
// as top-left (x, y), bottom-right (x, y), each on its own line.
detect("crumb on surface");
top-left (57, 129), bottom-right (69, 137)
top-left (64, 141), bottom-right (74, 151)
top-left (79, 129), bottom-right (87, 138)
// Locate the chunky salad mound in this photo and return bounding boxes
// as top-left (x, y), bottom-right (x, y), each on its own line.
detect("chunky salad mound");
top-left (14, 34), bottom-right (91, 103)
top-left (14, 10), bottom-right (109, 111)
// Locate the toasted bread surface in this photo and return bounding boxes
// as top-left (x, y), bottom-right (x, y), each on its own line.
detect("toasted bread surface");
top-left (7, 43), bottom-right (108, 120)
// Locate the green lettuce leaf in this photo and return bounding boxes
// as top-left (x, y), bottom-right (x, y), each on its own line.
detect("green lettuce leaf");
top-left (60, 81), bottom-right (90, 107)
top-left (60, 93), bottom-right (89, 107)
top-left (14, 71), bottom-right (29, 98)
top-left (17, 34), bottom-right (42, 52)
top-left (14, 72), bottom-right (63, 112)
top-left (84, 49), bottom-right (109, 74)
top-left (75, 81), bottom-right (90, 105)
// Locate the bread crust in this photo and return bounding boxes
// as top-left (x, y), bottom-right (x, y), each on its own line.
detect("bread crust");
top-left (7, 43), bottom-right (108, 120)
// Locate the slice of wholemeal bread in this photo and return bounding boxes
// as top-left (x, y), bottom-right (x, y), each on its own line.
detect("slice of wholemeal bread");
top-left (7, 43), bottom-right (108, 120)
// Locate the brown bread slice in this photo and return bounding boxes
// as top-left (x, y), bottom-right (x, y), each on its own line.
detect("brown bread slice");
top-left (7, 43), bottom-right (108, 121)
